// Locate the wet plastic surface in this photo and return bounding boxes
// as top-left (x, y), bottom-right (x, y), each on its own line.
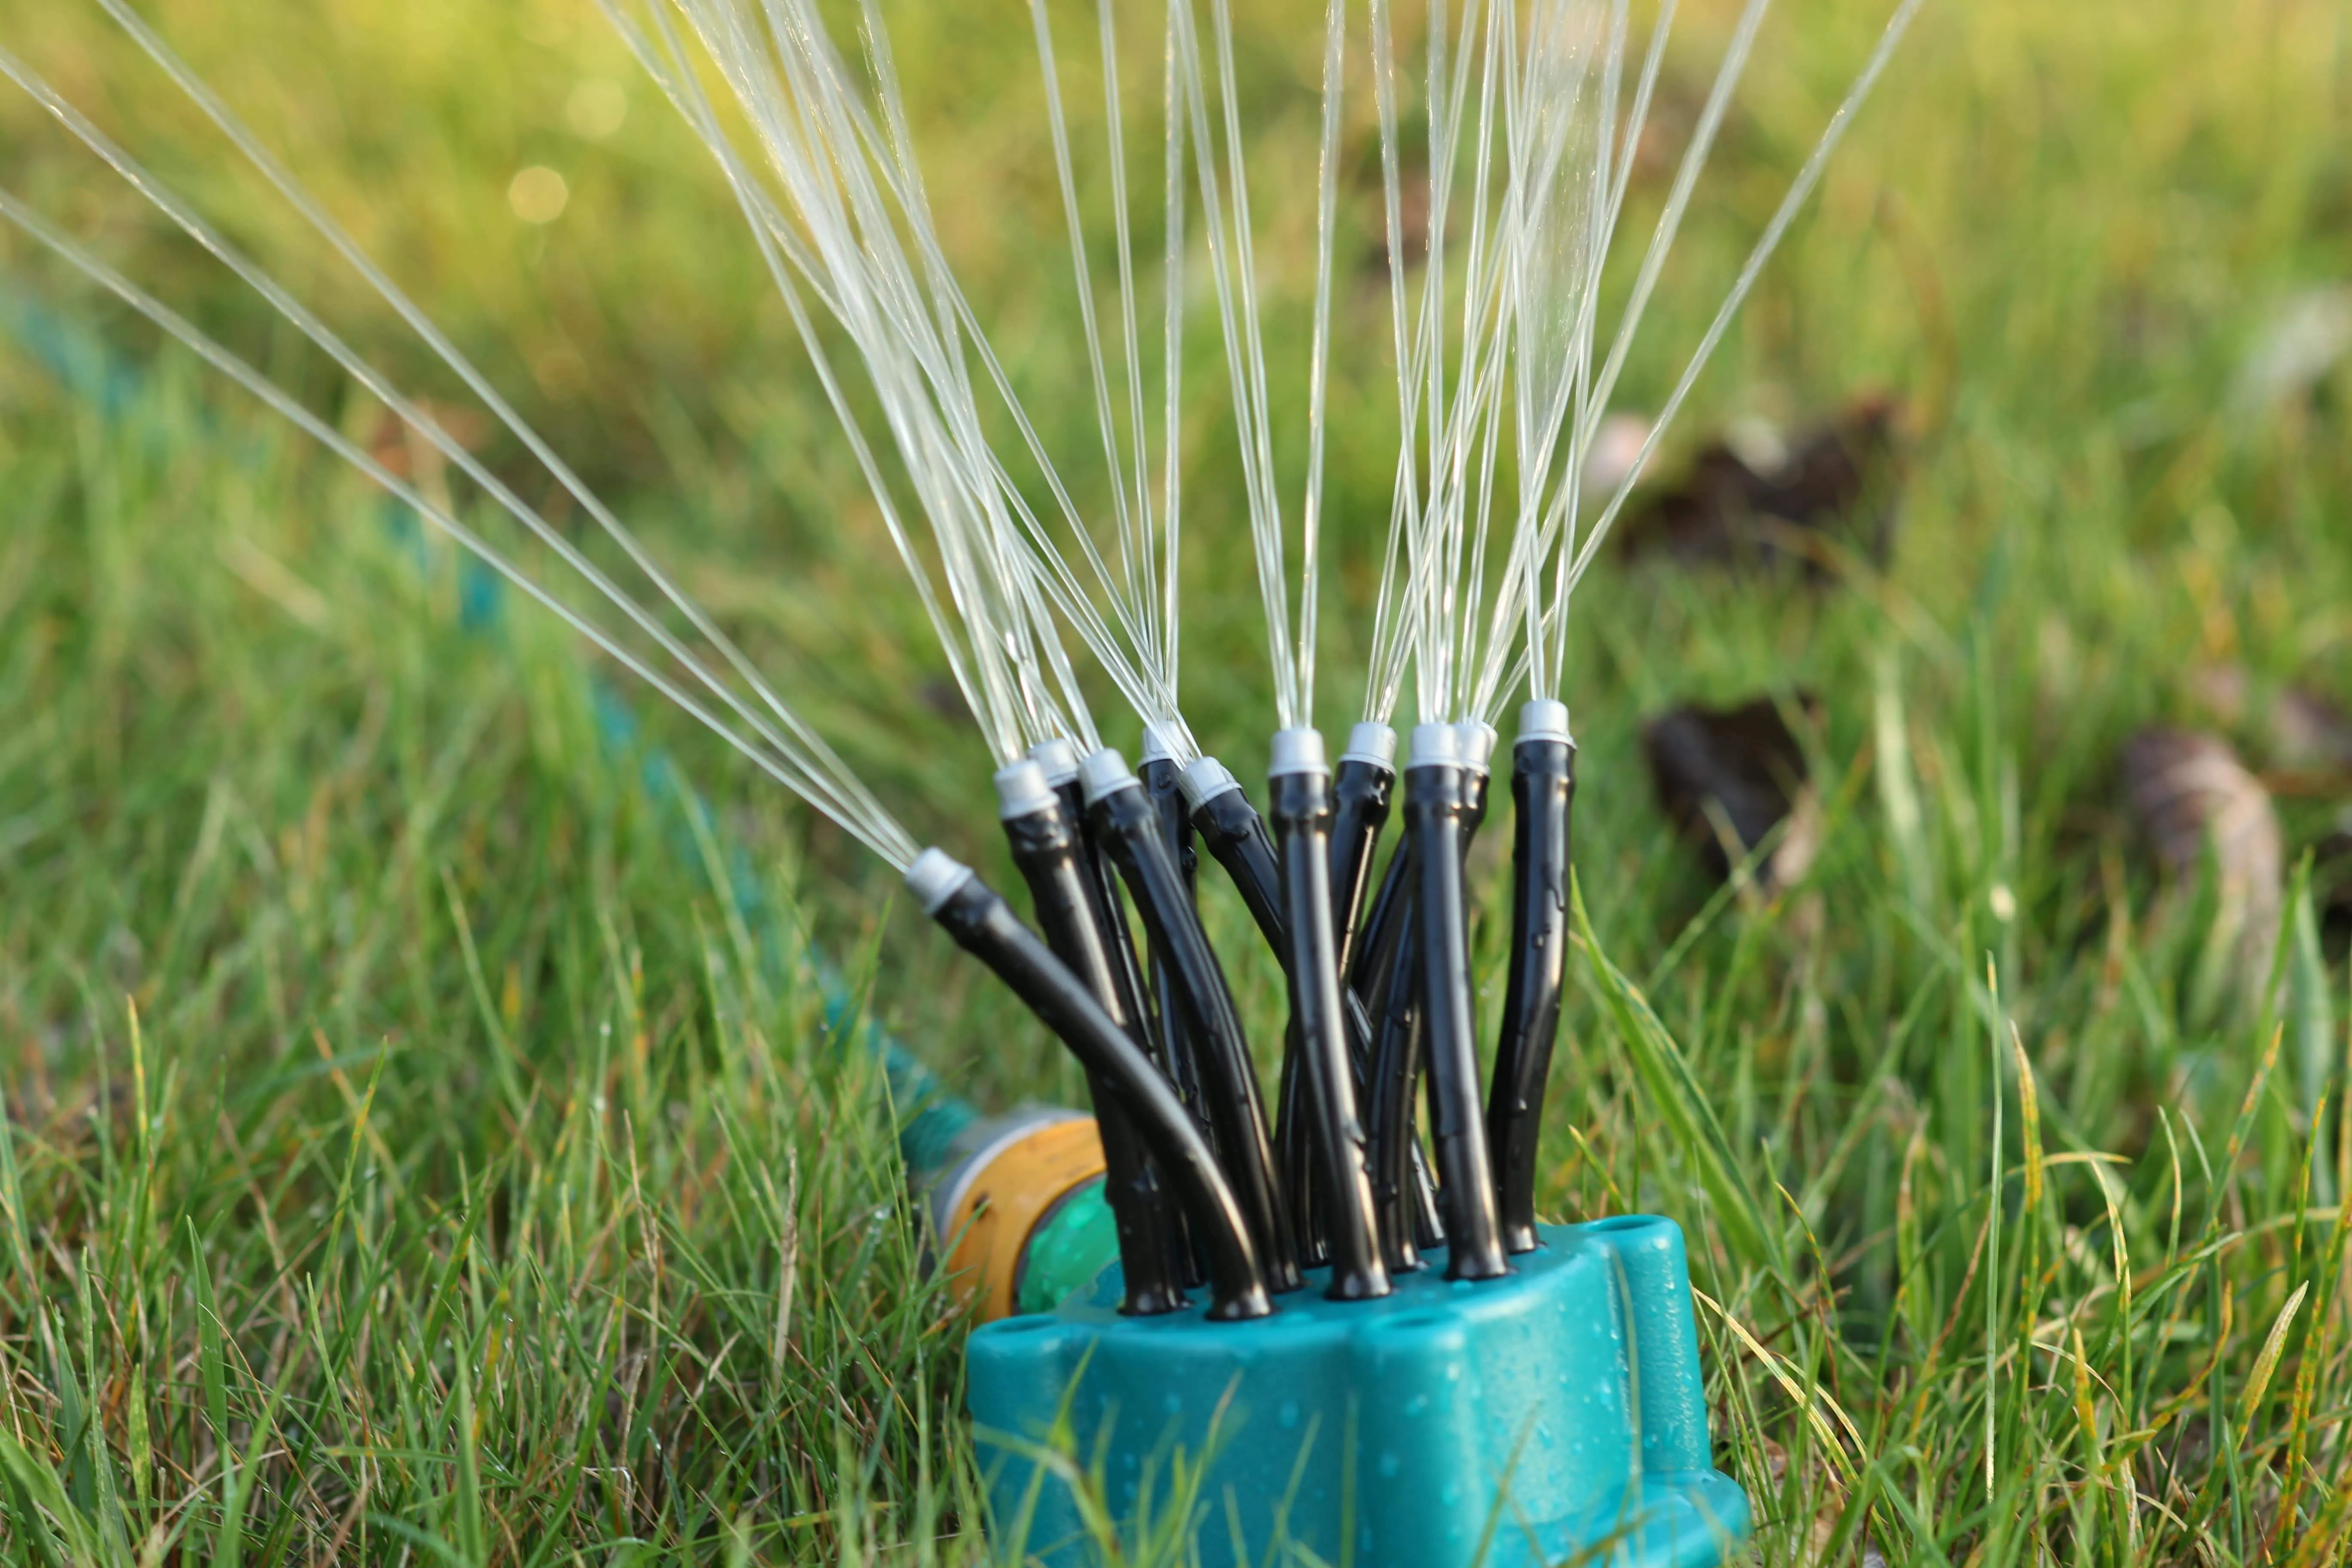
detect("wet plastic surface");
top-left (968, 1217), bottom-right (1750, 1567)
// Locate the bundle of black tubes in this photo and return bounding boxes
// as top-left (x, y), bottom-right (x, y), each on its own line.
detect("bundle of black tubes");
top-left (910, 696), bottom-right (1577, 1319)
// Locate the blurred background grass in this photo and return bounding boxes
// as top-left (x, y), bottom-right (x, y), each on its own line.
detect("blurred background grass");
top-left (4, 0), bottom-right (2352, 1562)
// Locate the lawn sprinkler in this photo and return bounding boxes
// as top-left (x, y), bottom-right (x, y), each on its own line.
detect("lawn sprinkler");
top-left (908, 734), bottom-right (1742, 1567)
top-left (3, 0), bottom-right (1918, 1558)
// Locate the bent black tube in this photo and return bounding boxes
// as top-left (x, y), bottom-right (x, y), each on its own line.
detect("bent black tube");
top-left (1462, 770), bottom-right (1492, 851)
top-left (1408, 1136), bottom-right (1444, 1249)
top-left (1139, 751), bottom-right (1211, 1289)
top-left (1364, 913), bottom-right (1424, 1272)
top-left (1358, 873), bottom-right (1448, 1269)
top-left (1349, 854), bottom-right (1446, 1246)
top-left (921, 866), bottom-right (1271, 1318)
top-left (1285, 987), bottom-right (1382, 1269)
top-left (1187, 767), bottom-right (1288, 959)
top-left (1488, 732), bottom-right (1576, 1254)
top-left (1138, 754), bottom-right (1210, 1145)
top-left (1141, 752), bottom-right (1201, 897)
top-left (1185, 763), bottom-right (1327, 1264)
top-left (1086, 771), bottom-right (1303, 1294)
top-left (999, 788), bottom-right (1187, 1314)
top-left (1047, 755), bottom-right (1180, 1254)
top-left (1036, 742), bottom-right (1161, 1075)
top-left (1404, 753), bottom-right (1510, 1280)
top-left (1276, 1038), bottom-right (1327, 1268)
top-left (1350, 840), bottom-right (1415, 1206)
top-left (1329, 751), bottom-right (1396, 980)
top-left (1461, 722), bottom-right (1498, 858)
top-left (1350, 841), bottom-right (1413, 1032)
top-left (1270, 755), bottom-right (1389, 1299)
top-left (1050, 775), bottom-right (1159, 1074)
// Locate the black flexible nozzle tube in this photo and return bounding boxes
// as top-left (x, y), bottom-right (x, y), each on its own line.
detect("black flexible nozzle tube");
top-left (1181, 756), bottom-right (1329, 1268)
top-left (1403, 724), bottom-right (1510, 1281)
top-left (1181, 758), bottom-right (1288, 960)
top-left (1139, 737), bottom-right (1212, 1290)
top-left (1081, 750), bottom-right (1303, 1294)
top-left (1328, 730), bottom-right (1400, 1257)
top-left (1268, 731), bottom-right (1390, 1300)
top-left (1409, 1125), bottom-right (1445, 1249)
top-left (1364, 909), bottom-right (1424, 1273)
top-left (906, 849), bottom-right (1272, 1319)
top-left (1351, 838), bottom-right (1443, 1264)
top-left (1280, 987), bottom-right (1386, 1271)
top-left (1459, 720), bottom-right (1499, 853)
top-left (1030, 739), bottom-right (1158, 1064)
top-left (1487, 703), bottom-right (1577, 1255)
top-left (1350, 836), bottom-right (1413, 1030)
top-left (1038, 744), bottom-right (1183, 1280)
top-left (994, 763), bottom-right (1187, 1314)
top-left (1329, 723), bottom-right (1399, 983)
top-left (1138, 743), bottom-right (1211, 1151)
top-left (1277, 1037), bottom-right (1326, 1269)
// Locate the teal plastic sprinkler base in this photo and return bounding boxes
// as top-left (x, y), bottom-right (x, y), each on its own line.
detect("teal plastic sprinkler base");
top-left (968, 1217), bottom-right (1747, 1567)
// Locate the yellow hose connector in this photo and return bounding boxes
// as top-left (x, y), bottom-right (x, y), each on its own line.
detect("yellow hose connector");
top-left (932, 1112), bottom-right (1107, 1321)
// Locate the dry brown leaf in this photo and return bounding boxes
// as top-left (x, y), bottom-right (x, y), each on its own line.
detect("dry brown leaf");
top-left (1617, 395), bottom-right (1904, 576)
top-left (1644, 695), bottom-right (1822, 888)
top-left (2121, 728), bottom-right (2283, 982)
top-left (2316, 812), bottom-right (2352, 946)
top-left (2187, 665), bottom-right (2352, 772)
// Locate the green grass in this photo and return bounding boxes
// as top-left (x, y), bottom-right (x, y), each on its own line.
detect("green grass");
top-left (4, 0), bottom-right (2352, 1561)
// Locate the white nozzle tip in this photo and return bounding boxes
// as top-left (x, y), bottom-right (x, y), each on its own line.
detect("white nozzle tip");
top-left (1026, 737), bottom-right (1081, 785)
top-left (1407, 723), bottom-right (1463, 769)
top-left (993, 760), bottom-right (1060, 821)
top-left (1139, 723), bottom-right (1178, 764)
top-left (1458, 721), bottom-right (1500, 775)
top-left (1078, 747), bottom-right (1137, 805)
top-left (1179, 756), bottom-right (1241, 808)
top-left (1268, 727), bottom-right (1326, 777)
top-left (1517, 698), bottom-right (1574, 746)
top-left (904, 847), bottom-right (976, 915)
top-left (1340, 722), bottom-right (1399, 769)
